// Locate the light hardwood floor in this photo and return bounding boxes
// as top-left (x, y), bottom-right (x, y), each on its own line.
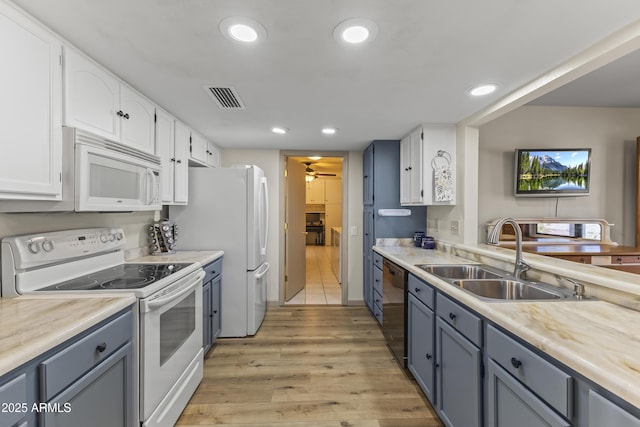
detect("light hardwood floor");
top-left (176, 306), bottom-right (443, 426)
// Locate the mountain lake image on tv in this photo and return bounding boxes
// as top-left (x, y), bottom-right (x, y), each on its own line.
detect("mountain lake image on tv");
top-left (514, 148), bottom-right (591, 197)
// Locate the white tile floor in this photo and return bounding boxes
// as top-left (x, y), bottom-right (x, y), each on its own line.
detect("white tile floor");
top-left (285, 245), bottom-right (342, 305)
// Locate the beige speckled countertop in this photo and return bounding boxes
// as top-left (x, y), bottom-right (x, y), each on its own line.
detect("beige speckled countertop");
top-left (373, 243), bottom-right (640, 410)
top-left (0, 294), bottom-right (136, 377)
top-left (128, 250), bottom-right (223, 266)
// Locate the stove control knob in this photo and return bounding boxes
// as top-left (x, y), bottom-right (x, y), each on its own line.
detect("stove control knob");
top-left (116, 232), bottom-right (124, 240)
top-left (108, 233), bottom-right (116, 242)
top-left (42, 240), bottom-right (54, 252)
top-left (100, 234), bottom-right (108, 243)
top-left (27, 242), bottom-right (41, 254)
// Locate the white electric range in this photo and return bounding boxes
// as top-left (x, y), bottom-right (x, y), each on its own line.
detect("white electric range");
top-left (1, 227), bottom-right (204, 427)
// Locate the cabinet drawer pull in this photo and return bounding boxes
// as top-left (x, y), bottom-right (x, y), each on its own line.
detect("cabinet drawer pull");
top-left (449, 312), bottom-right (456, 320)
top-left (510, 357), bottom-right (522, 369)
top-left (425, 353), bottom-right (432, 360)
top-left (96, 343), bottom-right (107, 353)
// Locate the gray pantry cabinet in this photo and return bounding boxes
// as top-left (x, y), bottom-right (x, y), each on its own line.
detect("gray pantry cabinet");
top-left (362, 140), bottom-right (426, 314)
top-left (202, 257), bottom-right (223, 355)
top-left (402, 267), bottom-right (640, 427)
top-left (0, 308), bottom-right (134, 427)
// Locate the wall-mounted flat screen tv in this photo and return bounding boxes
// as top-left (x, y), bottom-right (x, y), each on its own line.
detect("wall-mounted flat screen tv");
top-left (514, 148), bottom-right (591, 197)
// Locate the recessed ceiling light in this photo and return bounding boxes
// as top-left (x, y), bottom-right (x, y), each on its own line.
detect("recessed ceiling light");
top-left (468, 83), bottom-right (499, 96)
top-left (308, 156), bottom-right (322, 161)
top-left (271, 127), bottom-right (288, 134)
top-left (321, 127), bottom-right (338, 135)
top-left (333, 18), bottom-right (378, 44)
top-left (220, 17), bottom-right (267, 43)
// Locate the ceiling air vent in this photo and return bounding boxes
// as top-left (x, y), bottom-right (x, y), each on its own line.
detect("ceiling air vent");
top-left (205, 86), bottom-right (245, 109)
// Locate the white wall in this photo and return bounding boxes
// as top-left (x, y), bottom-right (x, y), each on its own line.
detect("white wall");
top-left (478, 106), bottom-right (640, 245)
top-left (222, 148), bottom-right (364, 304)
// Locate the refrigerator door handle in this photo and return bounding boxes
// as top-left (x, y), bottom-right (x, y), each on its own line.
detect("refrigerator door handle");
top-left (260, 176), bottom-right (269, 256)
top-left (255, 262), bottom-right (270, 279)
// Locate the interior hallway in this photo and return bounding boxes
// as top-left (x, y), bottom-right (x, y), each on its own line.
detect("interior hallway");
top-left (286, 245), bottom-right (341, 305)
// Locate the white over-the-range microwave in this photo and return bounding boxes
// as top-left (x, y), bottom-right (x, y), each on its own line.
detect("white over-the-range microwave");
top-left (0, 127), bottom-right (162, 213)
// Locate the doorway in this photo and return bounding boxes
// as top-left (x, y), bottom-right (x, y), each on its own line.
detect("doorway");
top-left (283, 154), bottom-right (345, 305)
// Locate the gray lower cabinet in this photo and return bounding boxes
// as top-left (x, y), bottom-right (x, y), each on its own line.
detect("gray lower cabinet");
top-left (41, 343), bottom-right (133, 427)
top-left (407, 292), bottom-right (435, 402)
top-left (203, 258), bottom-right (223, 354)
top-left (0, 371), bottom-right (35, 427)
top-left (0, 308), bottom-right (134, 427)
top-left (588, 390), bottom-right (640, 427)
top-left (436, 317), bottom-right (482, 427)
top-left (487, 359), bottom-right (570, 427)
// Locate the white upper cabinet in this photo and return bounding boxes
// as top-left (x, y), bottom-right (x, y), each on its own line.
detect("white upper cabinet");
top-left (119, 84), bottom-right (155, 153)
top-left (63, 47), bottom-right (155, 154)
top-left (0, 3), bottom-right (63, 200)
top-left (189, 132), bottom-right (220, 168)
top-left (155, 109), bottom-right (189, 205)
top-left (206, 141), bottom-right (220, 167)
top-left (400, 124), bottom-right (456, 206)
top-left (173, 121), bottom-right (189, 203)
top-left (189, 131), bottom-right (208, 166)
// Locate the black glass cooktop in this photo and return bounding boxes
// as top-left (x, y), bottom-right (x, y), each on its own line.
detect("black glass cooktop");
top-left (41, 263), bottom-right (191, 291)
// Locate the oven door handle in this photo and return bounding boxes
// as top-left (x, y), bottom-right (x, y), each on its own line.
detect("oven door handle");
top-left (140, 270), bottom-right (205, 313)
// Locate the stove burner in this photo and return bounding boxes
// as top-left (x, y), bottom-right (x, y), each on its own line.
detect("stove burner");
top-left (52, 280), bottom-right (100, 291)
top-left (39, 263), bottom-right (192, 291)
top-left (100, 277), bottom-right (156, 289)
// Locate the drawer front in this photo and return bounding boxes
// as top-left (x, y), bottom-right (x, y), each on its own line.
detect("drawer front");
top-left (373, 289), bottom-right (383, 307)
top-left (553, 255), bottom-right (591, 264)
top-left (487, 324), bottom-right (573, 418)
top-left (0, 373), bottom-right (28, 426)
top-left (40, 310), bottom-right (133, 401)
top-left (373, 264), bottom-right (383, 295)
top-left (373, 252), bottom-right (383, 270)
top-left (612, 255), bottom-right (640, 265)
top-left (408, 274), bottom-right (434, 309)
top-left (373, 302), bottom-right (383, 325)
top-left (203, 257), bottom-right (223, 282)
top-left (436, 294), bottom-right (481, 346)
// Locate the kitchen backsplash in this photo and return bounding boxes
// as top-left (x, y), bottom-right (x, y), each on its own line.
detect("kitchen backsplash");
top-left (0, 211), bottom-right (158, 254)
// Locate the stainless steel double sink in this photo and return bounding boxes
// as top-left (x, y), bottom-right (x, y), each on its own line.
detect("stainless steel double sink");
top-left (417, 264), bottom-right (574, 301)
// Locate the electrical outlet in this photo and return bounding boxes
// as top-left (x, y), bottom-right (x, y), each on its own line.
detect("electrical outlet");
top-left (350, 226), bottom-right (358, 236)
top-left (450, 220), bottom-right (459, 235)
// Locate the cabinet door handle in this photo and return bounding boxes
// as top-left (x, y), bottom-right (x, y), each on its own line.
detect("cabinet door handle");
top-left (116, 110), bottom-right (124, 117)
top-left (176, 159), bottom-right (182, 164)
top-left (408, 166), bottom-right (412, 170)
top-left (510, 357), bottom-right (522, 369)
top-left (449, 312), bottom-right (456, 320)
top-left (96, 343), bottom-right (107, 353)
top-left (170, 158), bottom-right (176, 162)
top-left (123, 113), bottom-right (130, 119)
top-left (425, 353), bottom-right (432, 360)
top-left (414, 287), bottom-right (420, 293)
top-left (209, 314), bottom-right (213, 318)
top-left (213, 310), bottom-right (218, 314)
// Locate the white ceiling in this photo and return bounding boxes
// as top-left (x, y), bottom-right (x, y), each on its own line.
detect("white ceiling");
top-left (12, 0), bottom-right (640, 150)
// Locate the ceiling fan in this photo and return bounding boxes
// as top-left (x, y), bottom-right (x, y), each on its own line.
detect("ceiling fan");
top-left (303, 162), bottom-right (336, 177)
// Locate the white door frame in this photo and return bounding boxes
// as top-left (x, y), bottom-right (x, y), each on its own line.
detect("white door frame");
top-left (278, 150), bottom-right (349, 305)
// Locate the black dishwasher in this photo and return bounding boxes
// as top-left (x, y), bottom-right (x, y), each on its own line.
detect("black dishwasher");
top-left (382, 259), bottom-right (408, 368)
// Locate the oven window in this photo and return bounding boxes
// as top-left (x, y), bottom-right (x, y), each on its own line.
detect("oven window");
top-left (90, 163), bottom-right (139, 199)
top-left (159, 291), bottom-right (195, 366)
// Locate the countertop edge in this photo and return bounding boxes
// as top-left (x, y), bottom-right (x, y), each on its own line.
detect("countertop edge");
top-left (0, 294), bottom-right (136, 377)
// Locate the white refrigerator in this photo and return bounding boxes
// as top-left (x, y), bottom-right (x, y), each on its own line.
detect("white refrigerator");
top-left (170, 165), bottom-right (269, 337)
